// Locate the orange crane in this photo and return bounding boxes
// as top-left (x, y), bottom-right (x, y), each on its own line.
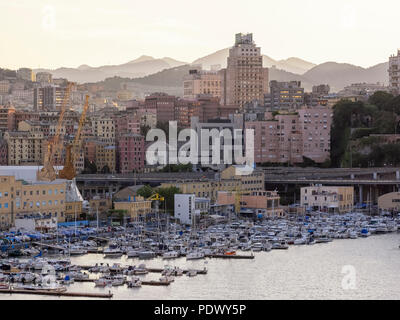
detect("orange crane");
top-left (37, 82), bottom-right (73, 181)
top-left (59, 94), bottom-right (90, 180)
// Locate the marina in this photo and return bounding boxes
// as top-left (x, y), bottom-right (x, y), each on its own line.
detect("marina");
top-left (0, 212), bottom-right (399, 299)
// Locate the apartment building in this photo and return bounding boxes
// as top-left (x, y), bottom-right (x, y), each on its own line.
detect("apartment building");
top-left (118, 133), bottom-right (145, 173)
top-left (389, 49), bottom-right (400, 96)
top-left (0, 105), bottom-right (15, 133)
top-left (300, 186), bottom-right (354, 214)
top-left (183, 68), bottom-right (222, 100)
top-left (145, 93), bottom-right (176, 124)
top-left (17, 68), bottom-right (35, 82)
top-left (33, 86), bottom-right (70, 111)
top-left (3, 121), bottom-right (44, 165)
top-left (0, 80), bottom-right (10, 94)
top-left (36, 72), bottom-right (53, 84)
top-left (245, 105), bottom-right (332, 164)
top-left (265, 81), bottom-right (305, 111)
top-left (220, 33), bottom-right (269, 110)
top-left (91, 117), bottom-right (115, 144)
top-left (95, 143), bottom-right (116, 173)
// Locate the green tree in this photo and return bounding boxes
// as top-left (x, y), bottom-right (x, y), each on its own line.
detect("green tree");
top-left (155, 186), bottom-right (181, 213)
top-left (137, 185), bottom-right (155, 198)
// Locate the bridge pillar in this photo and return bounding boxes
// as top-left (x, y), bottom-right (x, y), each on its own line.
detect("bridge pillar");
top-left (373, 172), bottom-right (378, 180)
top-left (359, 185), bottom-right (363, 204)
top-left (396, 171), bottom-right (400, 180)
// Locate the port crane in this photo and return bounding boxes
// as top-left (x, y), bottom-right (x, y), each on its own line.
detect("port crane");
top-left (37, 82), bottom-right (74, 181)
top-left (58, 95), bottom-right (89, 180)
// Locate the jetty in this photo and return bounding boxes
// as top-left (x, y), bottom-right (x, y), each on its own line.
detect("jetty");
top-left (0, 288), bottom-right (112, 298)
top-left (206, 254), bottom-right (254, 259)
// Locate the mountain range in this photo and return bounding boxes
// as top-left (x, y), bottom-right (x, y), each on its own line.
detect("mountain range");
top-left (30, 49), bottom-right (389, 94)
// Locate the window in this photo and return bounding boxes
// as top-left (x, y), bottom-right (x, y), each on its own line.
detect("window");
top-left (4, 203), bottom-right (8, 209)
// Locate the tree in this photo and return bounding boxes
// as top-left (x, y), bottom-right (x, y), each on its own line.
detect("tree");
top-left (101, 165), bottom-right (110, 174)
top-left (368, 91), bottom-right (394, 111)
top-left (82, 158), bottom-right (97, 174)
top-left (137, 185), bottom-right (155, 198)
top-left (156, 186), bottom-right (181, 213)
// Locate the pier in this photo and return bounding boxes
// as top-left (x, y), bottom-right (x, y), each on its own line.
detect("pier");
top-left (206, 254), bottom-right (254, 259)
top-left (0, 288), bottom-right (112, 298)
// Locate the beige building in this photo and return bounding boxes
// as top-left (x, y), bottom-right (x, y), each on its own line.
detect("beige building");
top-left (0, 80), bottom-right (10, 94)
top-left (114, 196), bottom-right (152, 219)
top-left (183, 68), bottom-right (222, 100)
top-left (95, 143), bottom-right (116, 173)
top-left (4, 121), bottom-right (44, 165)
top-left (0, 176), bottom-right (68, 229)
top-left (220, 33), bottom-right (269, 110)
top-left (378, 192), bottom-right (400, 213)
top-left (35, 72), bottom-right (53, 84)
top-left (161, 166), bottom-right (264, 202)
top-left (300, 186), bottom-right (354, 214)
top-left (17, 68), bottom-right (35, 82)
top-left (91, 117), bottom-right (115, 144)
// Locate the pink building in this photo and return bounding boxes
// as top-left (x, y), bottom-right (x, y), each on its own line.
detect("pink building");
top-left (246, 106), bottom-right (331, 164)
top-left (118, 133), bottom-right (145, 173)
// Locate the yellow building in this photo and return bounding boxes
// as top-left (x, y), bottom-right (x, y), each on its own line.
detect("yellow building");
top-left (95, 143), bottom-right (116, 173)
top-left (300, 186), bottom-right (354, 214)
top-left (378, 192), bottom-right (400, 213)
top-left (114, 196), bottom-right (152, 219)
top-left (220, 165), bottom-right (265, 192)
top-left (161, 166), bottom-right (265, 202)
top-left (65, 201), bottom-right (83, 222)
top-left (0, 176), bottom-right (68, 229)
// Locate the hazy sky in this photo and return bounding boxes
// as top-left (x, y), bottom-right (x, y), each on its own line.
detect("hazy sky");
top-left (1, 0), bottom-right (400, 70)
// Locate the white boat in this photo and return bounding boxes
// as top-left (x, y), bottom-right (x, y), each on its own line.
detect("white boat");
top-left (138, 251), bottom-right (155, 259)
top-left (111, 276), bottom-right (126, 286)
top-left (133, 264), bottom-right (148, 275)
top-left (69, 246), bottom-right (87, 256)
top-left (103, 248), bottom-right (123, 258)
top-left (162, 251), bottom-right (179, 259)
top-left (186, 251), bottom-right (205, 260)
top-left (186, 269), bottom-right (197, 277)
top-left (126, 249), bottom-right (140, 258)
top-left (109, 263), bottom-right (123, 273)
top-left (159, 275), bottom-right (174, 283)
top-left (251, 243), bottom-right (263, 252)
top-left (294, 238), bottom-right (307, 245)
top-left (271, 241), bottom-right (289, 250)
top-left (95, 278), bottom-right (111, 287)
top-left (127, 277), bottom-right (142, 288)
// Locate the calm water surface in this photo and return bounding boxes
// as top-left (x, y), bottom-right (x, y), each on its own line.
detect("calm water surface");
top-left (2, 233), bottom-right (399, 300)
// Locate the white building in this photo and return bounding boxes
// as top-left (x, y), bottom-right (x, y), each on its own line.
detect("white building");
top-left (174, 194), bottom-right (210, 225)
top-left (389, 50), bottom-right (400, 96)
top-left (174, 194), bottom-right (196, 225)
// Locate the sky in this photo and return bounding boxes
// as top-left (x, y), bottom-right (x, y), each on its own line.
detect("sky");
top-left (1, 0), bottom-right (400, 70)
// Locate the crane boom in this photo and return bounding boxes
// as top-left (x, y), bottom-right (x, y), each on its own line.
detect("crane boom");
top-left (37, 82), bottom-right (73, 181)
top-left (58, 95), bottom-right (89, 180)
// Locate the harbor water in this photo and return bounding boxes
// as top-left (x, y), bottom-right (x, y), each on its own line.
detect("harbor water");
top-left (1, 233), bottom-right (399, 300)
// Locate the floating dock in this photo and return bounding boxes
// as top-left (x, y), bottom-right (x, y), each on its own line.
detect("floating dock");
top-left (0, 288), bottom-right (112, 298)
top-left (141, 280), bottom-right (171, 286)
top-left (206, 254), bottom-right (254, 259)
